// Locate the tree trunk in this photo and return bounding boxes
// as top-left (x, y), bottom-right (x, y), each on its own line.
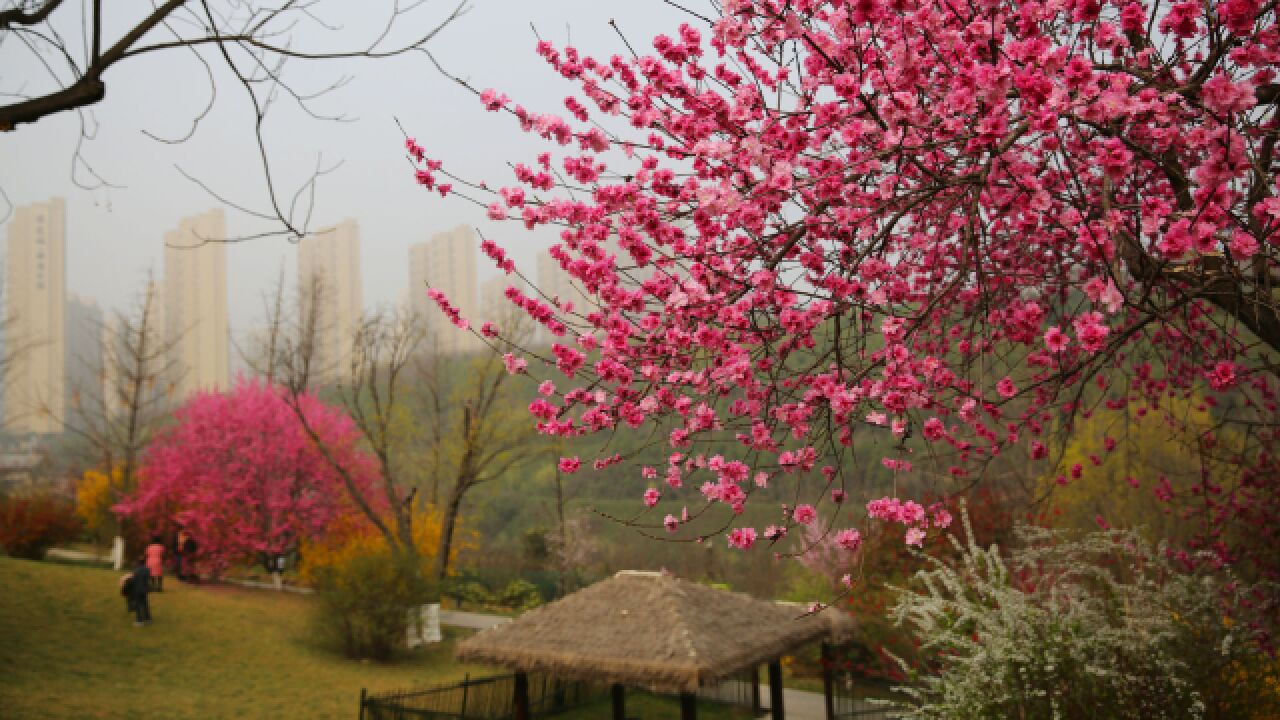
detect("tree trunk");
top-left (434, 488), bottom-right (463, 587)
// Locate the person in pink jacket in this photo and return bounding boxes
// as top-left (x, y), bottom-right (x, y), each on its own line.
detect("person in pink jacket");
top-left (145, 536), bottom-right (165, 592)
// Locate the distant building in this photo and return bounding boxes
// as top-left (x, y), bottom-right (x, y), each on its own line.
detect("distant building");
top-left (4, 198), bottom-right (66, 434)
top-left (65, 294), bottom-right (104, 420)
top-left (297, 219), bottom-right (363, 385)
top-left (164, 210), bottom-right (229, 398)
top-left (536, 250), bottom-right (592, 345)
top-left (409, 225), bottom-right (479, 356)
top-left (480, 274), bottom-right (526, 319)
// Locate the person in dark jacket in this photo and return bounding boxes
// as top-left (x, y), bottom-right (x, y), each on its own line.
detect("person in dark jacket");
top-left (128, 557), bottom-right (152, 626)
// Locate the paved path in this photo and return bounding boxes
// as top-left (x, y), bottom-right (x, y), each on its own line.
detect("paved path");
top-left (713, 681), bottom-right (831, 720)
top-left (439, 610), bottom-right (510, 629)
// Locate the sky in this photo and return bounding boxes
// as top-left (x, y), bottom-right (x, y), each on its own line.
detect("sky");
top-left (0, 0), bottom-right (701, 346)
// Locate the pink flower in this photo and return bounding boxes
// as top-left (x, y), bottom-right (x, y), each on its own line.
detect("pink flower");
top-left (538, 380), bottom-right (556, 397)
top-left (922, 417), bottom-right (946, 441)
top-left (479, 88), bottom-right (509, 111)
top-left (831, 489), bottom-right (846, 504)
top-left (502, 353), bottom-right (528, 375)
top-left (793, 504), bottom-right (817, 525)
top-left (932, 507), bottom-right (953, 529)
top-left (558, 456), bottom-right (581, 474)
top-left (1207, 360), bottom-right (1237, 390)
top-left (643, 488), bottom-right (661, 507)
top-left (905, 527), bottom-right (926, 547)
top-left (664, 514), bottom-right (679, 532)
top-left (1201, 74), bottom-right (1255, 115)
top-left (1072, 312), bottom-right (1110, 353)
top-left (996, 377), bottom-right (1017, 399)
top-left (1094, 514), bottom-right (1110, 531)
top-left (834, 528), bottom-right (862, 552)
top-left (727, 527), bottom-right (757, 549)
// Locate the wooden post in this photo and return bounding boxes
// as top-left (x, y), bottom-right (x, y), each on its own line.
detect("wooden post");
top-left (611, 683), bottom-right (626, 720)
top-left (460, 672), bottom-right (470, 716)
top-left (821, 642), bottom-right (836, 720)
top-left (514, 672), bottom-right (530, 720)
top-left (751, 665), bottom-right (762, 714)
top-left (680, 691), bottom-right (698, 720)
top-left (358, 688), bottom-right (366, 720)
top-left (768, 659), bottom-right (785, 720)
top-left (552, 678), bottom-right (566, 711)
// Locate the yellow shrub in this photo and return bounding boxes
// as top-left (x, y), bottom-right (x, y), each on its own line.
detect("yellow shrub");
top-left (298, 504), bottom-right (465, 585)
top-left (75, 468), bottom-right (123, 541)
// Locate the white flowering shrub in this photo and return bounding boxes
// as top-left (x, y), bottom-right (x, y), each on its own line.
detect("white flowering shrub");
top-left (885, 511), bottom-right (1274, 720)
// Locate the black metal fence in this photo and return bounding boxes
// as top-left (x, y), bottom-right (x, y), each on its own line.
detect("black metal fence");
top-left (830, 670), bottom-right (896, 719)
top-left (359, 673), bottom-right (606, 720)
top-left (361, 667), bottom-right (895, 719)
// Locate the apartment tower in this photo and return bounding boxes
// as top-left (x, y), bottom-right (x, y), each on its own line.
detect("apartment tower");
top-left (164, 210), bottom-right (229, 397)
top-left (297, 219), bottom-right (363, 385)
top-left (409, 225), bottom-right (478, 356)
top-left (3, 198), bottom-right (66, 433)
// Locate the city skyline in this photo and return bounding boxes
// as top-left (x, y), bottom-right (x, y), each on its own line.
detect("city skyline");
top-left (1, 197), bottom-right (593, 432)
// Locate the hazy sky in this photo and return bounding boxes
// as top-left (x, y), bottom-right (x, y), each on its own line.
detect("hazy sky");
top-left (0, 0), bottom-right (699, 345)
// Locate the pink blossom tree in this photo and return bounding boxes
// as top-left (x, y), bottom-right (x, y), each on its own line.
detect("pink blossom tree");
top-left (409, 0), bottom-right (1280, 573)
top-left (118, 379), bottom-right (377, 577)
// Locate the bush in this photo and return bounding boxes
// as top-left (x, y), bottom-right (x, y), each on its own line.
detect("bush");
top-left (311, 547), bottom-right (434, 661)
top-left (446, 579), bottom-right (495, 609)
top-left (301, 505), bottom-right (461, 660)
top-left (0, 491), bottom-right (82, 560)
top-left (497, 579), bottom-right (543, 611)
top-left (887, 512), bottom-right (1277, 720)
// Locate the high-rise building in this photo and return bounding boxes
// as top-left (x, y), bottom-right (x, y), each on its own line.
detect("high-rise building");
top-left (65, 294), bottom-right (104, 419)
top-left (4, 198), bottom-right (66, 434)
top-left (481, 274), bottom-right (525, 319)
top-left (164, 210), bottom-right (229, 398)
top-left (409, 225), bottom-right (479, 356)
top-left (536, 250), bottom-right (593, 345)
top-left (298, 219), bottom-right (363, 385)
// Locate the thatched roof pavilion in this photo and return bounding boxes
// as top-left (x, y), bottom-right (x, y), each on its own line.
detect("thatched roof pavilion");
top-left (456, 570), bottom-right (854, 719)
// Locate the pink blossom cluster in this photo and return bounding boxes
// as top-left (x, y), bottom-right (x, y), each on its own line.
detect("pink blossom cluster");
top-left (426, 288), bottom-right (468, 331)
top-left (407, 0), bottom-right (1280, 571)
top-left (867, 498), bottom-right (954, 547)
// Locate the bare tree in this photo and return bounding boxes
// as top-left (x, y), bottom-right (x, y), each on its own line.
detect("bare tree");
top-left (276, 304), bottom-right (424, 560)
top-left (0, 1), bottom-right (467, 234)
top-left (418, 315), bottom-right (541, 584)
top-left (241, 264), bottom-right (333, 387)
top-left (59, 279), bottom-right (179, 546)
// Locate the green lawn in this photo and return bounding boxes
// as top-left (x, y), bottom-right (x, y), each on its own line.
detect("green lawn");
top-left (0, 556), bottom-right (488, 719)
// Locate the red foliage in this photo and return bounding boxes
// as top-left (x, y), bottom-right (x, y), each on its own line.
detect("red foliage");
top-left (0, 492), bottom-right (82, 561)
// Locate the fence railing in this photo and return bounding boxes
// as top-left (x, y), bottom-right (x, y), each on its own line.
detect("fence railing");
top-left (359, 673), bottom-right (606, 720)
top-left (362, 667), bottom-right (896, 719)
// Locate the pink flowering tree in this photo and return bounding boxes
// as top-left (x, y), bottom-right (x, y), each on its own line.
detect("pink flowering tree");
top-left (117, 379), bottom-right (377, 577)
top-left (408, 0), bottom-right (1280, 572)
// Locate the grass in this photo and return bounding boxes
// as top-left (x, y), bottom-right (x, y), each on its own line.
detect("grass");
top-left (0, 556), bottom-right (490, 720)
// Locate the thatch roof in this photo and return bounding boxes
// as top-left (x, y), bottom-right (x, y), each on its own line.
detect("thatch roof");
top-left (456, 571), bottom-right (855, 693)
